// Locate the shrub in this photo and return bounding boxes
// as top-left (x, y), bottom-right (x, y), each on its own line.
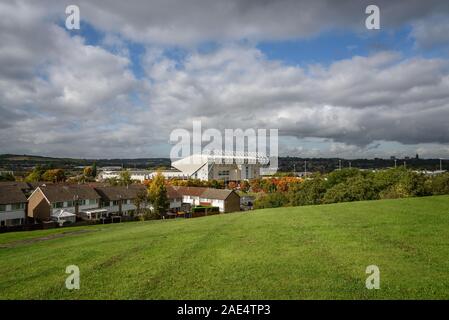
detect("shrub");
top-left (288, 176), bottom-right (326, 206)
top-left (325, 168), bottom-right (361, 189)
top-left (254, 192), bottom-right (289, 209)
top-left (379, 170), bottom-right (428, 199)
top-left (323, 176), bottom-right (378, 204)
top-left (427, 173), bottom-right (449, 195)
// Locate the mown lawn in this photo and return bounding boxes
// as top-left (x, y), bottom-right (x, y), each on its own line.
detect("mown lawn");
top-left (1, 196), bottom-right (449, 299)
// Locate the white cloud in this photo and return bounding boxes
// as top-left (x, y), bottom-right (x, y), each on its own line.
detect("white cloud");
top-left (1, 0), bottom-right (449, 159)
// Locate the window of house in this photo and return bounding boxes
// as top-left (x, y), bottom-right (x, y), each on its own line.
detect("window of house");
top-left (89, 199), bottom-right (98, 205)
top-left (218, 170), bottom-right (230, 177)
top-left (9, 218), bottom-right (22, 226)
top-left (78, 199), bottom-right (86, 206)
top-left (0, 204), bottom-right (6, 212)
top-left (66, 201), bottom-right (74, 207)
top-left (112, 200), bottom-right (119, 206)
top-left (52, 202), bottom-right (64, 209)
top-left (11, 203), bottom-right (25, 210)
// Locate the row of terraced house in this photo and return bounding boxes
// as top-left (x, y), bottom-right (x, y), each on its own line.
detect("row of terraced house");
top-left (0, 181), bottom-right (241, 228)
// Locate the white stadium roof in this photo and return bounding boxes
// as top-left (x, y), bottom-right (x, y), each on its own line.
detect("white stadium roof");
top-left (171, 152), bottom-right (270, 176)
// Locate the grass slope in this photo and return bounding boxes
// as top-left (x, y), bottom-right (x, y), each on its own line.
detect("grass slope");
top-left (1, 196), bottom-right (449, 299)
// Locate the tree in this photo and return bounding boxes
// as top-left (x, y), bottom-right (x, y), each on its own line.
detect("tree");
top-left (133, 190), bottom-right (149, 218)
top-left (325, 168), bottom-right (361, 189)
top-left (288, 175), bottom-right (327, 206)
top-left (227, 181), bottom-right (237, 190)
top-left (240, 180), bottom-right (250, 193)
top-left (379, 170), bottom-right (428, 199)
top-left (42, 169), bottom-right (66, 182)
top-left (91, 162), bottom-right (97, 177)
top-left (119, 171), bottom-right (132, 186)
top-left (208, 179), bottom-right (225, 189)
top-left (105, 177), bottom-right (119, 186)
top-left (254, 192), bottom-right (289, 209)
top-left (148, 172), bottom-right (169, 218)
top-left (25, 166), bottom-right (45, 182)
top-left (323, 175), bottom-right (378, 204)
top-left (83, 166), bottom-right (93, 177)
top-left (0, 172), bottom-right (15, 181)
top-left (427, 173), bottom-right (449, 195)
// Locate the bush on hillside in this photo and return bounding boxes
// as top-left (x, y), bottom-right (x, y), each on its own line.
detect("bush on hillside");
top-left (323, 175), bottom-right (378, 204)
top-left (288, 176), bottom-right (327, 206)
top-left (254, 192), bottom-right (289, 209)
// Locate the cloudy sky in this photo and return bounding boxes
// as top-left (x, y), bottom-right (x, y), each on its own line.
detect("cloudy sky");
top-left (1, 0), bottom-right (449, 159)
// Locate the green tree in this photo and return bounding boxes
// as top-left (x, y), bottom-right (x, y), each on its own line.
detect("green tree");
top-left (148, 172), bottom-right (169, 218)
top-left (254, 192), bottom-right (289, 209)
top-left (106, 177), bottom-right (119, 186)
top-left (323, 175), bottom-right (378, 204)
top-left (0, 172), bottom-right (15, 181)
top-left (91, 162), bottom-right (97, 177)
top-left (325, 168), bottom-right (361, 189)
top-left (25, 166), bottom-right (45, 182)
top-left (379, 170), bottom-right (428, 199)
top-left (133, 190), bottom-right (149, 219)
top-left (119, 171), bottom-right (132, 186)
top-left (427, 172), bottom-right (449, 195)
top-left (42, 169), bottom-right (66, 182)
top-left (288, 175), bottom-right (327, 206)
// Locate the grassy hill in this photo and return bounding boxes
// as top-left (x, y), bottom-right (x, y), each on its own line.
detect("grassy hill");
top-left (1, 196), bottom-right (449, 299)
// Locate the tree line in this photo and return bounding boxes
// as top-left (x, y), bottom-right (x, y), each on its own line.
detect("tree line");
top-left (254, 168), bottom-right (449, 209)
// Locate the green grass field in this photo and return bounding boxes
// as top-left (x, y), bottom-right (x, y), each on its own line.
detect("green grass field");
top-left (1, 196), bottom-right (449, 299)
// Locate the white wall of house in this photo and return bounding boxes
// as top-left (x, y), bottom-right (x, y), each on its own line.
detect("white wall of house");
top-left (170, 199), bottom-right (182, 209)
top-left (51, 199), bottom-right (99, 215)
top-left (199, 198), bottom-right (225, 212)
top-left (0, 203), bottom-right (26, 226)
top-left (182, 195), bottom-right (201, 206)
top-left (179, 196), bottom-right (225, 212)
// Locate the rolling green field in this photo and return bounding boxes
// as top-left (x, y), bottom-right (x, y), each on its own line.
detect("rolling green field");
top-left (1, 196), bottom-right (449, 299)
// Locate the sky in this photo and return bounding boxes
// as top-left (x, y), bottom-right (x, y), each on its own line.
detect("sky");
top-left (1, 0), bottom-right (449, 159)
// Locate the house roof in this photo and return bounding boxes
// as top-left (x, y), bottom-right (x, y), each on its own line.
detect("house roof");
top-left (0, 181), bottom-right (31, 190)
top-left (39, 184), bottom-right (101, 203)
top-left (94, 185), bottom-right (147, 201)
top-left (172, 186), bottom-right (237, 201)
top-left (172, 186), bottom-right (208, 197)
top-left (166, 186), bottom-right (182, 199)
top-left (200, 188), bottom-right (235, 201)
top-left (0, 185), bottom-right (28, 204)
top-left (51, 209), bottom-right (76, 218)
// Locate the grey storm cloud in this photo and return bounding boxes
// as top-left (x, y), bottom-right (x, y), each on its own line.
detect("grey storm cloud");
top-left (0, 0), bottom-right (449, 158)
top-left (63, 0), bottom-right (449, 45)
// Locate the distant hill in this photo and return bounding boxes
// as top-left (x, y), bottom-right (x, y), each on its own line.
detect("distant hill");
top-left (0, 154), bottom-right (445, 172)
top-left (0, 154), bottom-right (172, 171)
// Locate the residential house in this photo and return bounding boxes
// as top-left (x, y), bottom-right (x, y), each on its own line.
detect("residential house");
top-left (0, 185), bottom-right (27, 226)
top-left (172, 186), bottom-right (240, 213)
top-left (166, 186), bottom-right (182, 212)
top-left (95, 185), bottom-right (183, 215)
top-left (94, 185), bottom-right (148, 215)
top-left (27, 184), bottom-right (101, 222)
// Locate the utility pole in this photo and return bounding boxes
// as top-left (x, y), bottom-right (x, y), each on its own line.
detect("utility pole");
top-left (304, 160), bottom-right (307, 176)
top-left (440, 158), bottom-right (443, 171)
top-left (394, 159), bottom-right (397, 168)
top-left (338, 159), bottom-right (342, 170)
top-left (349, 161), bottom-right (351, 169)
top-left (293, 163), bottom-right (296, 176)
top-left (404, 160), bottom-right (406, 169)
